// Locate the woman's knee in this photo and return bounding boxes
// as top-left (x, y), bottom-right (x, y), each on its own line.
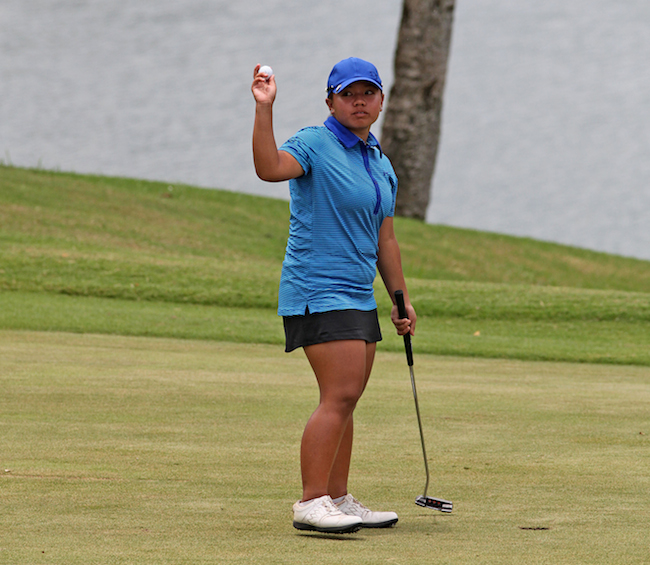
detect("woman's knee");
top-left (322, 384), bottom-right (363, 414)
top-left (322, 370), bottom-right (366, 411)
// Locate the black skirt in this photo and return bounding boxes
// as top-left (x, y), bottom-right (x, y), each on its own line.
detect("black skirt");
top-left (283, 308), bottom-right (382, 353)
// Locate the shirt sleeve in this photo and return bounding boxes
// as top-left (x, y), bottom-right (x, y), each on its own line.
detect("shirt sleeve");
top-left (279, 127), bottom-right (321, 176)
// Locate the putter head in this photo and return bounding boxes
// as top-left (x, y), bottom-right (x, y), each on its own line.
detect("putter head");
top-left (415, 495), bottom-right (453, 513)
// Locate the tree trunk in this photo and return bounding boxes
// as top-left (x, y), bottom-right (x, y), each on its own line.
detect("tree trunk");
top-left (381, 0), bottom-right (455, 220)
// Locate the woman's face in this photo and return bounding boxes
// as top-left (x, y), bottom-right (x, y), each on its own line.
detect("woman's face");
top-left (326, 81), bottom-right (384, 140)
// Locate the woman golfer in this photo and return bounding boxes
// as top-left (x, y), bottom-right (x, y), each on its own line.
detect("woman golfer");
top-left (251, 57), bottom-right (416, 534)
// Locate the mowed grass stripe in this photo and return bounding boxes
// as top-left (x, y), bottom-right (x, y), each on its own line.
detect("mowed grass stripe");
top-left (2, 291), bottom-right (649, 365)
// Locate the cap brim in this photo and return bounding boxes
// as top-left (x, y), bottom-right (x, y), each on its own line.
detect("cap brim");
top-left (332, 77), bottom-right (383, 94)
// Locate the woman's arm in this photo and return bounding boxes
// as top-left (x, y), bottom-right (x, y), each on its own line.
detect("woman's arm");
top-left (251, 65), bottom-right (304, 182)
top-left (377, 216), bottom-right (416, 336)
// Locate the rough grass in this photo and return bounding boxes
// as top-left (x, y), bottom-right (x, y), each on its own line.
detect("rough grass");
top-left (1, 164), bottom-right (648, 366)
top-left (1, 165), bottom-right (649, 306)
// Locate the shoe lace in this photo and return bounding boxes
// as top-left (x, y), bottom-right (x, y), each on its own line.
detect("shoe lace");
top-left (312, 497), bottom-right (343, 519)
top-left (342, 495), bottom-right (369, 517)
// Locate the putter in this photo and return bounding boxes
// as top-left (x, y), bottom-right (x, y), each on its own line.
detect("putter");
top-left (395, 290), bottom-right (453, 513)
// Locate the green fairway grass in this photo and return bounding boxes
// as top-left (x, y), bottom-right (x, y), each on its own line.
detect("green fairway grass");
top-left (1, 165), bottom-right (649, 365)
top-left (1, 331), bottom-right (649, 564)
top-left (1, 166), bottom-right (650, 563)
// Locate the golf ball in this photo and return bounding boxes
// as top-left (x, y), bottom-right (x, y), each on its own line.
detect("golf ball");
top-left (259, 65), bottom-right (273, 80)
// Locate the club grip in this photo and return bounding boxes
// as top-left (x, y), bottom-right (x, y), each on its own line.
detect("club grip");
top-left (395, 290), bottom-right (414, 367)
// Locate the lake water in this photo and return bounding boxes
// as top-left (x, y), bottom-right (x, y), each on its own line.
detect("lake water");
top-left (2, 0), bottom-right (649, 261)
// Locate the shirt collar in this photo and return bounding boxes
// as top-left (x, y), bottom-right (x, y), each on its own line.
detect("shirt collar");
top-left (324, 116), bottom-right (382, 154)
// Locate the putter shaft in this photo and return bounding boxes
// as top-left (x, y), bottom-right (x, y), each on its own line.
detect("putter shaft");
top-left (409, 364), bottom-right (430, 498)
top-left (395, 290), bottom-right (453, 514)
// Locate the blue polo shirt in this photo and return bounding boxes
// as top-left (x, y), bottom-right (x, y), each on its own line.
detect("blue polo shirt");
top-left (277, 116), bottom-right (398, 316)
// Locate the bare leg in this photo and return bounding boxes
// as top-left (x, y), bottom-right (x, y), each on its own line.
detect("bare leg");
top-left (300, 340), bottom-right (375, 502)
top-left (328, 342), bottom-right (376, 499)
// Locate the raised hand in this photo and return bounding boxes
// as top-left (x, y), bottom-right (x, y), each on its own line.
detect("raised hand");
top-left (251, 64), bottom-right (276, 105)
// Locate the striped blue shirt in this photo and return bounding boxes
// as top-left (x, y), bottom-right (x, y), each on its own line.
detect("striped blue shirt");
top-left (277, 116), bottom-right (398, 316)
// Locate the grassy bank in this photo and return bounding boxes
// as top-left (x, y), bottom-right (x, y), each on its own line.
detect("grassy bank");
top-left (1, 165), bottom-right (649, 364)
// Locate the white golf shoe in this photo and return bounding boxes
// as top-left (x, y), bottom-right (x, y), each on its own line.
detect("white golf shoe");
top-left (335, 494), bottom-right (398, 528)
top-left (292, 495), bottom-right (363, 534)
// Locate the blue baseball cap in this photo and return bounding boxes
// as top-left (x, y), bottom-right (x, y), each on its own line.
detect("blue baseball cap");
top-left (327, 57), bottom-right (383, 95)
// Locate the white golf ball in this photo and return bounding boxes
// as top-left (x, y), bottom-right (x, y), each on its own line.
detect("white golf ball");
top-left (259, 65), bottom-right (273, 80)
